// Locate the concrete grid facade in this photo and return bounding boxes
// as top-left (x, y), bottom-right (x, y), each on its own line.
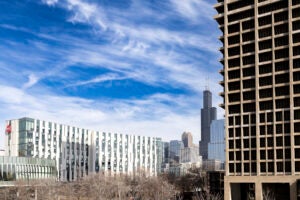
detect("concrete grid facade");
top-left (215, 0), bottom-right (300, 199)
top-left (5, 117), bottom-right (162, 181)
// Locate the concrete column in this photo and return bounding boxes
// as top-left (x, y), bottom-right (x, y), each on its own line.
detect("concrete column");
top-left (224, 176), bottom-right (231, 200)
top-left (255, 181), bottom-right (262, 200)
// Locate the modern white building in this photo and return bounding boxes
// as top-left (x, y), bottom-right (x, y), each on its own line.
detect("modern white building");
top-left (4, 117), bottom-right (162, 181)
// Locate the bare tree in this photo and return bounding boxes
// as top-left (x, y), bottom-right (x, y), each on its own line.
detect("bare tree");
top-left (262, 187), bottom-right (275, 200)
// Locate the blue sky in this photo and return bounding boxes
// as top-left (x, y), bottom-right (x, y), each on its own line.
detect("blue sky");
top-left (0, 0), bottom-right (222, 148)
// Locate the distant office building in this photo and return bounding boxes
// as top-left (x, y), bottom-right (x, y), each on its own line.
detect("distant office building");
top-left (5, 117), bottom-right (162, 181)
top-left (180, 132), bottom-right (201, 163)
top-left (208, 119), bottom-right (225, 162)
top-left (162, 142), bottom-right (170, 164)
top-left (182, 132), bottom-right (193, 148)
top-left (169, 140), bottom-right (183, 164)
top-left (200, 90), bottom-right (217, 159)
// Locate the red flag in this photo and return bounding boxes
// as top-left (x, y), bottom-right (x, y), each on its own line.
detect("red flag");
top-left (5, 124), bottom-right (11, 134)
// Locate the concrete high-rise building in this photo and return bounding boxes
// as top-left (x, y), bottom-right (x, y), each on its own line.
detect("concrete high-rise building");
top-left (215, 0), bottom-right (300, 199)
top-left (208, 119), bottom-right (225, 162)
top-left (200, 90), bottom-right (217, 159)
top-left (182, 132), bottom-right (193, 148)
top-left (5, 117), bottom-right (162, 181)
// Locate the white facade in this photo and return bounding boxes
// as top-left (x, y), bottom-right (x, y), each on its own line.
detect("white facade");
top-left (180, 146), bottom-right (201, 163)
top-left (0, 150), bottom-right (5, 156)
top-left (5, 117), bottom-right (162, 181)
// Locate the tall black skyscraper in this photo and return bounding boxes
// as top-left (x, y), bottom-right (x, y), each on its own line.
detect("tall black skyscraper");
top-left (200, 89), bottom-right (217, 159)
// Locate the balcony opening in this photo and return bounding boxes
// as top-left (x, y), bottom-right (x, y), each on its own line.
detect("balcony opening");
top-left (258, 1), bottom-right (288, 14)
top-left (228, 0), bottom-right (254, 12)
top-left (228, 57), bottom-right (240, 68)
top-left (275, 35), bottom-right (289, 47)
top-left (259, 63), bottom-right (272, 74)
top-left (275, 48), bottom-right (289, 59)
top-left (259, 27), bottom-right (272, 38)
top-left (243, 31), bottom-right (255, 42)
top-left (259, 39), bottom-right (272, 50)
top-left (259, 88), bottom-right (272, 98)
top-left (275, 60), bottom-right (289, 72)
top-left (260, 101), bottom-right (273, 110)
top-left (243, 67), bottom-right (255, 77)
top-left (293, 7), bottom-right (300, 18)
top-left (242, 19), bottom-right (255, 30)
top-left (293, 33), bottom-right (300, 44)
top-left (274, 11), bottom-right (288, 23)
top-left (293, 20), bottom-right (300, 31)
top-left (228, 9), bottom-right (254, 23)
top-left (228, 23), bottom-right (240, 34)
top-left (275, 73), bottom-right (289, 84)
top-left (243, 43), bottom-right (255, 54)
top-left (243, 55), bottom-right (255, 65)
top-left (228, 35), bottom-right (240, 45)
top-left (243, 79), bottom-right (255, 89)
top-left (275, 86), bottom-right (289, 96)
top-left (243, 91), bottom-right (255, 101)
top-left (259, 51), bottom-right (272, 62)
top-left (258, 15), bottom-right (271, 26)
top-left (243, 103), bottom-right (255, 112)
top-left (228, 46), bottom-right (240, 56)
top-left (259, 76), bottom-right (272, 86)
top-left (293, 46), bottom-right (300, 56)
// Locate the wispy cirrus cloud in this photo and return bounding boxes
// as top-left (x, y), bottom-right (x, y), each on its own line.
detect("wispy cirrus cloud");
top-left (42, 0), bottom-right (59, 6)
top-left (22, 74), bottom-right (39, 89)
top-left (169, 0), bottom-right (215, 22)
top-left (0, 0), bottom-right (223, 147)
top-left (0, 85), bottom-right (200, 143)
top-left (69, 73), bottom-right (132, 87)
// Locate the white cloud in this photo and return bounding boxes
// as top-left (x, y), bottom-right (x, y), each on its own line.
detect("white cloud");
top-left (68, 73), bottom-right (132, 87)
top-left (42, 0), bottom-right (59, 6)
top-left (0, 85), bottom-right (203, 148)
top-left (66, 0), bottom-right (107, 30)
top-left (0, 0), bottom-right (225, 149)
top-left (23, 74), bottom-right (39, 89)
top-left (169, 0), bottom-right (215, 22)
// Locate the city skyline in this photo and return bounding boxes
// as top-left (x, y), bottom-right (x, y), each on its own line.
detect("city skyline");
top-left (0, 0), bottom-right (223, 148)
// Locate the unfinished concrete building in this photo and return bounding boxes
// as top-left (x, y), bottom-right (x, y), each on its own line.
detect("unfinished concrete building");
top-left (215, 0), bottom-right (300, 199)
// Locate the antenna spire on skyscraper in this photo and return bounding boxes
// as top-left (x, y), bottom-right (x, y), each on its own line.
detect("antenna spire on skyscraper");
top-left (205, 76), bottom-right (210, 91)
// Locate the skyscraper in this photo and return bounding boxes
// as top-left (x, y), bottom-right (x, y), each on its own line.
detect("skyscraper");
top-left (200, 90), bottom-right (217, 159)
top-left (182, 132), bottom-right (193, 148)
top-left (215, 0), bottom-right (300, 199)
